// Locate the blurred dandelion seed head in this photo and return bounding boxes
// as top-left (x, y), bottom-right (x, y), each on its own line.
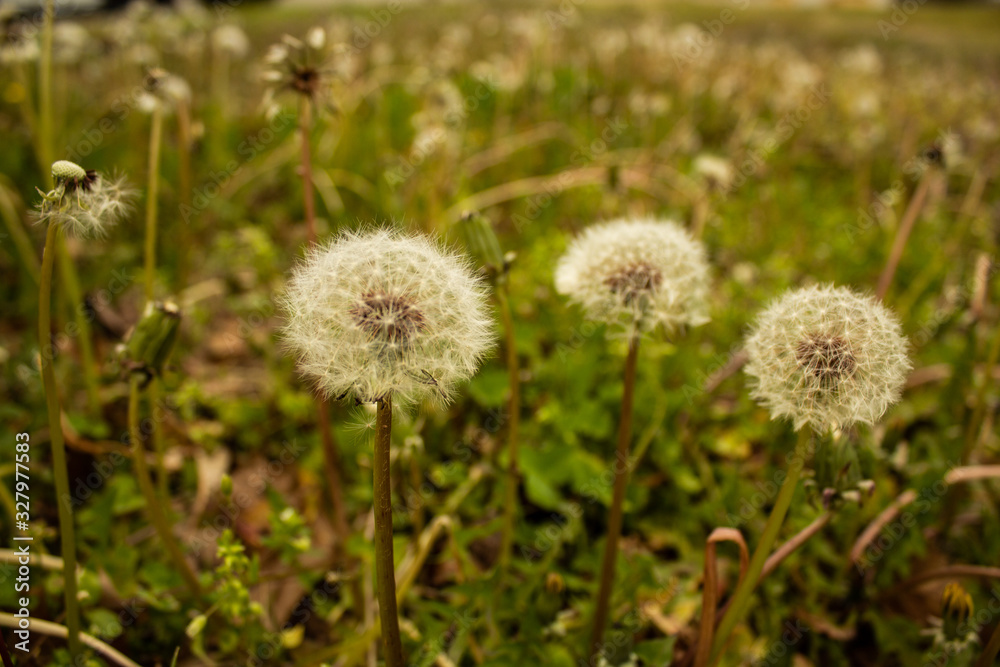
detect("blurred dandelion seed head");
top-left (554, 217), bottom-right (711, 333)
top-left (745, 284), bottom-right (910, 432)
top-left (261, 28), bottom-right (340, 117)
top-left (281, 228), bottom-right (495, 406)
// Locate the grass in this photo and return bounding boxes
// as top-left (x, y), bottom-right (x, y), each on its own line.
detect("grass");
top-left (0, 1), bottom-right (999, 665)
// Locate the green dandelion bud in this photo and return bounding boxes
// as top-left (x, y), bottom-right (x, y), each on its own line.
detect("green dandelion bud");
top-left (126, 300), bottom-right (182, 378)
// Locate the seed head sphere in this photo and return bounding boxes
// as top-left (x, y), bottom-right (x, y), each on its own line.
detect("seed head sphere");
top-left (281, 228), bottom-right (495, 406)
top-left (744, 284), bottom-right (910, 432)
top-left (555, 218), bottom-right (711, 332)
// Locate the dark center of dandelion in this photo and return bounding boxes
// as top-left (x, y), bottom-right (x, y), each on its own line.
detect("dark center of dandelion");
top-left (65, 171), bottom-right (98, 193)
top-left (795, 333), bottom-right (856, 388)
top-left (292, 67), bottom-right (321, 96)
top-left (349, 291), bottom-right (426, 347)
top-left (604, 263), bottom-right (662, 305)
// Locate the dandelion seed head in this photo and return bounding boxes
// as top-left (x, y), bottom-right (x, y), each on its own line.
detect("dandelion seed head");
top-left (261, 27), bottom-right (338, 114)
top-left (744, 284), bottom-right (910, 432)
top-left (281, 228), bottom-right (495, 406)
top-left (35, 164), bottom-right (135, 238)
top-left (554, 217), bottom-right (711, 332)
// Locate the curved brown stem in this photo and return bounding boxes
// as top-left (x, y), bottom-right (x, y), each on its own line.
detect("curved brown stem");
top-left (589, 333), bottom-right (640, 662)
top-left (374, 396), bottom-right (404, 667)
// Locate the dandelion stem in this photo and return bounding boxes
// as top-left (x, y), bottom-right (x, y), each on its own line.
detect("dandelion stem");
top-left (39, 222), bottom-right (82, 659)
top-left (39, 0), bottom-right (101, 417)
top-left (299, 97), bottom-right (316, 246)
top-left (374, 396), bottom-right (405, 667)
top-left (143, 106), bottom-right (169, 498)
top-left (497, 285), bottom-right (521, 577)
top-left (176, 99), bottom-right (194, 291)
top-left (144, 106), bottom-right (163, 303)
top-left (589, 332), bottom-right (640, 661)
top-left (128, 375), bottom-right (202, 597)
top-left (55, 238), bottom-right (102, 415)
top-left (708, 427), bottom-right (811, 665)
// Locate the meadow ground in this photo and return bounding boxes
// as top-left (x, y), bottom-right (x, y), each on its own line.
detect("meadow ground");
top-left (1, 1), bottom-right (1000, 665)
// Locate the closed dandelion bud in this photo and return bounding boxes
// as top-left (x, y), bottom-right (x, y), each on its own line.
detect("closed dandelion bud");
top-left (35, 161), bottom-right (135, 238)
top-left (126, 301), bottom-right (182, 378)
top-left (744, 285), bottom-right (910, 432)
top-left (281, 228), bottom-right (495, 406)
top-left (555, 217), bottom-right (711, 333)
top-left (942, 583), bottom-right (973, 643)
top-left (458, 211), bottom-right (505, 277)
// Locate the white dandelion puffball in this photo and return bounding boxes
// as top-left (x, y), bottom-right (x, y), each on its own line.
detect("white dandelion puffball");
top-left (555, 218), bottom-right (711, 332)
top-left (744, 284), bottom-right (910, 432)
top-left (35, 161), bottom-right (135, 238)
top-left (281, 228), bottom-right (495, 406)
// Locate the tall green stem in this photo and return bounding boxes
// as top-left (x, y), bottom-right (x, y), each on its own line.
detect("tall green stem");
top-left (142, 108), bottom-right (169, 496)
top-left (175, 100), bottom-right (194, 291)
top-left (497, 286), bottom-right (521, 575)
top-left (38, 0), bottom-right (54, 172)
top-left (588, 333), bottom-right (640, 661)
top-left (300, 97), bottom-right (316, 246)
top-left (55, 239), bottom-right (101, 415)
top-left (144, 107), bottom-right (163, 302)
top-left (39, 223), bottom-right (82, 659)
top-left (38, 0), bottom-right (101, 416)
top-left (128, 376), bottom-right (202, 596)
top-left (374, 396), bottom-right (404, 667)
top-left (708, 428), bottom-right (811, 665)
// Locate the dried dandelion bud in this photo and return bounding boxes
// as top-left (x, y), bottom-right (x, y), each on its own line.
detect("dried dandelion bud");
top-left (281, 228), bottom-right (495, 406)
top-left (744, 284), bottom-right (910, 432)
top-left (35, 161), bottom-right (135, 238)
top-left (554, 218), bottom-right (710, 332)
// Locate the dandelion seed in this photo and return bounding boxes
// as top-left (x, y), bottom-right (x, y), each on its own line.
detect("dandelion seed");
top-left (281, 228), bottom-right (495, 406)
top-left (555, 217), bottom-right (711, 333)
top-left (744, 284), bottom-right (910, 432)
